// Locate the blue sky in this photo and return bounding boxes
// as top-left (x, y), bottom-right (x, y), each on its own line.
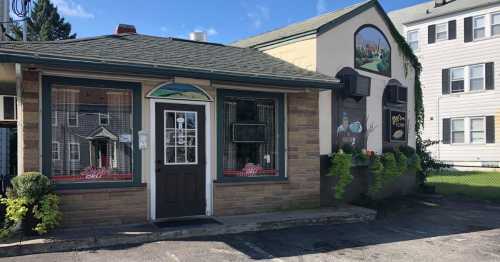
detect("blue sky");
top-left (31, 0), bottom-right (428, 43)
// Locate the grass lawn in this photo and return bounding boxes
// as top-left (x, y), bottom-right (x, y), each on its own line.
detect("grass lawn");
top-left (427, 171), bottom-right (500, 202)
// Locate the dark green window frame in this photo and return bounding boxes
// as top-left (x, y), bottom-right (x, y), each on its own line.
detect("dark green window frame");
top-left (41, 76), bottom-right (142, 190)
top-left (216, 89), bottom-right (286, 183)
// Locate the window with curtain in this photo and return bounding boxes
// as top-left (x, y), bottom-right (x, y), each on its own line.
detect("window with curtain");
top-left (50, 85), bottom-right (134, 183)
top-left (220, 92), bottom-right (283, 179)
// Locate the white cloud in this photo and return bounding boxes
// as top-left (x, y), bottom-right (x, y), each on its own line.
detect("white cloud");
top-left (51, 0), bottom-right (94, 19)
top-left (246, 5), bottom-right (270, 29)
top-left (207, 27), bottom-right (218, 36)
top-left (160, 26), bottom-right (169, 33)
top-left (316, 0), bottom-right (327, 15)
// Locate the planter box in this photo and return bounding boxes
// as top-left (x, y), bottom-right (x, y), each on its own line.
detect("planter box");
top-left (320, 166), bottom-right (417, 206)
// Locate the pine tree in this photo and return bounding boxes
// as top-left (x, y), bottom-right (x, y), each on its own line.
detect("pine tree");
top-left (11, 0), bottom-right (76, 41)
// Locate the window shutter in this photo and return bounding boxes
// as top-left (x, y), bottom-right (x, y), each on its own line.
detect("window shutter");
top-left (486, 116), bottom-right (495, 144)
top-left (464, 17), bottom-right (473, 43)
top-left (442, 69), bottom-right (450, 95)
top-left (486, 62), bottom-right (495, 90)
top-left (448, 20), bottom-right (457, 40)
top-left (442, 118), bottom-right (451, 144)
top-left (428, 24), bottom-right (436, 44)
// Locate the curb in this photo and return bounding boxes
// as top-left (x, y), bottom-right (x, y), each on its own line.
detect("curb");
top-left (0, 207), bottom-right (376, 257)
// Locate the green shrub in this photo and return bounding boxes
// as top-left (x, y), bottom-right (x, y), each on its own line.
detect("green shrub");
top-left (10, 172), bottom-right (51, 201)
top-left (1, 172), bottom-right (61, 238)
top-left (395, 150), bottom-right (408, 174)
top-left (328, 153), bottom-right (353, 200)
top-left (368, 155), bottom-right (384, 196)
top-left (382, 153), bottom-right (399, 178)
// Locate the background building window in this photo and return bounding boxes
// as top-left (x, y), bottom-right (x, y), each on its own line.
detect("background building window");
top-left (470, 117), bottom-right (485, 144)
top-left (67, 111), bottom-right (78, 127)
top-left (450, 67), bottom-right (465, 93)
top-left (469, 64), bottom-right (485, 91)
top-left (492, 13), bottom-right (500, 36)
top-left (407, 30), bottom-right (419, 51)
top-left (436, 23), bottom-right (448, 41)
top-left (473, 16), bottom-right (486, 39)
top-left (52, 142), bottom-right (60, 160)
top-left (219, 91), bottom-right (284, 180)
top-left (451, 118), bottom-right (465, 144)
top-left (69, 143), bottom-right (80, 161)
top-left (50, 84), bottom-right (134, 184)
top-left (52, 111), bottom-right (58, 127)
top-left (99, 113), bottom-right (110, 126)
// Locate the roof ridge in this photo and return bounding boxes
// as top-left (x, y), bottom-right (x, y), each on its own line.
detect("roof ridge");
top-left (0, 35), bottom-right (117, 45)
top-left (232, 0), bottom-right (374, 47)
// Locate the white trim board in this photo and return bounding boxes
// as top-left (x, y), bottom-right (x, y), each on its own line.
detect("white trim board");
top-left (149, 99), bottom-right (213, 221)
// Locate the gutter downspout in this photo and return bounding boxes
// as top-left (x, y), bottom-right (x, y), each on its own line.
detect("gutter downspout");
top-left (15, 63), bottom-right (23, 175)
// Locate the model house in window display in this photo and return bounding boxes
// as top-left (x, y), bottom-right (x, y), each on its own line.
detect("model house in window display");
top-left (0, 0), bottom-right (417, 227)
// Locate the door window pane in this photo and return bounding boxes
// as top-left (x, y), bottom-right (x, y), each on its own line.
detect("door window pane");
top-left (51, 85), bottom-right (134, 183)
top-left (164, 110), bottom-right (198, 165)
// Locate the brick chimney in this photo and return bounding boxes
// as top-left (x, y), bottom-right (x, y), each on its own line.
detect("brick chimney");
top-left (115, 24), bottom-right (137, 35)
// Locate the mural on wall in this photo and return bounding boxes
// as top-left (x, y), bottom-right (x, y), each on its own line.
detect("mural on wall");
top-left (337, 112), bottom-right (364, 149)
top-left (355, 25), bottom-right (391, 77)
top-left (390, 111), bottom-right (407, 142)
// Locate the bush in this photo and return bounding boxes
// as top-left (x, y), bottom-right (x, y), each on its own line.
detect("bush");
top-left (0, 172), bottom-right (61, 238)
top-left (328, 152), bottom-right (353, 200)
top-left (368, 155), bottom-right (384, 196)
top-left (382, 153), bottom-right (399, 178)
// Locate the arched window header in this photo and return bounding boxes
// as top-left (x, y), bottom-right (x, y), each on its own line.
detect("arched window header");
top-left (147, 83), bottom-right (212, 101)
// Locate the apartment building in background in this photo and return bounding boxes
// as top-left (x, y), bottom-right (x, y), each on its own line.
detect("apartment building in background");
top-left (390, 0), bottom-right (500, 169)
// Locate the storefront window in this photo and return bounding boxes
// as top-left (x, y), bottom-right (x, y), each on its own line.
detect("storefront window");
top-left (50, 84), bottom-right (134, 184)
top-left (219, 90), bottom-right (284, 180)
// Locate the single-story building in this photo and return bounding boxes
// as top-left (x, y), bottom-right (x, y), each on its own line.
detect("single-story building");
top-left (0, 0), bottom-right (417, 227)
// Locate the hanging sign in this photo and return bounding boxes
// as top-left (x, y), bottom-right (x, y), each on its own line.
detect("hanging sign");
top-left (390, 111), bottom-right (406, 142)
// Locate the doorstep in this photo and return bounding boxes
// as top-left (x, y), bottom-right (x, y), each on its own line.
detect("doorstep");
top-left (0, 205), bottom-right (376, 257)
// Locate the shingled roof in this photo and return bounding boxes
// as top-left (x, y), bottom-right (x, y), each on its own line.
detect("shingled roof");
top-left (0, 34), bottom-right (340, 89)
top-left (233, 0), bottom-right (372, 48)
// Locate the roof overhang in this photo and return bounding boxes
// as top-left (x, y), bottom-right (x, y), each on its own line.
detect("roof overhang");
top-left (0, 51), bottom-right (342, 90)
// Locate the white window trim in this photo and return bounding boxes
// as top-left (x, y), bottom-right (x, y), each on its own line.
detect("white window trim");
top-left (52, 142), bottom-right (60, 161)
top-left (470, 117), bottom-right (486, 144)
top-left (69, 142), bottom-right (80, 161)
top-left (450, 118), bottom-right (465, 145)
top-left (99, 113), bottom-right (110, 126)
top-left (449, 67), bottom-right (465, 93)
top-left (407, 29), bottom-right (419, 51)
top-left (492, 12), bottom-right (500, 36)
top-left (473, 15), bottom-right (486, 40)
top-left (435, 22), bottom-right (448, 42)
top-left (469, 64), bottom-right (486, 92)
top-left (67, 112), bottom-right (78, 127)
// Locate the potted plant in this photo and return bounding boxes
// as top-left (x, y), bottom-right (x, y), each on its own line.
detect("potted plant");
top-left (0, 172), bottom-right (61, 238)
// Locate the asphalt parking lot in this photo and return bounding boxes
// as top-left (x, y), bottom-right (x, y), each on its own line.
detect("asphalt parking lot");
top-left (3, 196), bottom-right (500, 262)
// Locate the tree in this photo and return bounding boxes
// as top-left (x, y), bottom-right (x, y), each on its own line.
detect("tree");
top-left (11, 0), bottom-right (76, 41)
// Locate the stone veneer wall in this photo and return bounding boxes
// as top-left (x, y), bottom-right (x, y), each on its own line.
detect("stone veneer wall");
top-left (57, 187), bottom-right (148, 227)
top-left (22, 71), bottom-right (40, 172)
top-left (213, 91), bottom-right (321, 216)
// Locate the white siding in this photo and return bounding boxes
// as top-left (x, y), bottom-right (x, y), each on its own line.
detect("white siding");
top-left (402, 4), bottom-right (500, 166)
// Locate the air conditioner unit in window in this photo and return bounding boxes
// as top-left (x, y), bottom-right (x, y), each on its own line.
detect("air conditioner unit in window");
top-left (0, 95), bottom-right (17, 121)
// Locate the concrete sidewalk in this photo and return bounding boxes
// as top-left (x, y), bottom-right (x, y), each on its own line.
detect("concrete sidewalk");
top-left (0, 205), bottom-right (375, 257)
